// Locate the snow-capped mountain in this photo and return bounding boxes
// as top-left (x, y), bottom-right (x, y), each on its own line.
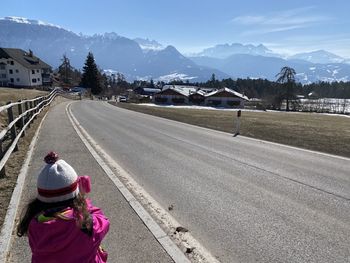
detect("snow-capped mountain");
top-left (289, 50), bottom-right (345, 64)
top-left (133, 38), bottom-right (164, 51)
top-left (1, 16), bottom-right (350, 84)
top-left (0, 16), bottom-right (62, 29)
top-left (194, 43), bottom-right (279, 59)
top-left (190, 54), bottom-right (350, 84)
top-left (0, 16), bottom-right (227, 81)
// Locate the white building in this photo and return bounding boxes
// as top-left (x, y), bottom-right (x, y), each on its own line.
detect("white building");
top-left (0, 48), bottom-right (52, 87)
top-left (205, 87), bottom-right (249, 108)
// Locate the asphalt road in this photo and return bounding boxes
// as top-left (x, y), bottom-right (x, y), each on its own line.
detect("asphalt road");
top-left (8, 101), bottom-right (173, 263)
top-left (72, 100), bottom-right (350, 263)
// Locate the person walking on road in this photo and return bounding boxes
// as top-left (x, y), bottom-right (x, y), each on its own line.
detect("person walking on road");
top-left (17, 152), bottom-right (110, 263)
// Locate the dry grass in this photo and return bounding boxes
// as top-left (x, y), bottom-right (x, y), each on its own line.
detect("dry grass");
top-left (0, 87), bottom-right (48, 105)
top-left (0, 88), bottom-right (49, 129)
top-left (0, 93), bottom-right (68, 229)
top-left (113, 103), bottom-right (350, 158)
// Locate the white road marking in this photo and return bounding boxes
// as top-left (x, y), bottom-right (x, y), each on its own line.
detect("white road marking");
top-left (67, 102), bottom-right (219, 263)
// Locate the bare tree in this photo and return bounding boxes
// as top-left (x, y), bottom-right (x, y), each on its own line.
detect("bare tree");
top-left (276, 67), bottom-right (296, 111)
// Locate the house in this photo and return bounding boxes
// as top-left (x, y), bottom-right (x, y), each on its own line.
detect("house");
top-left (205, 87), bottom-right (249, 108)
top-left (153, 85), bottom-right (249, 107)
top-left (153, 85), bottom-right (192, 104)
top-left (153, 85), bottom-right (219, 104)
top-left (307, 91), bottom-right (318, 99)
top-left (188, 89), bottom-right (206, 105)
top-left (0, 48), bottom-right (52, 87)
top-left (134, 87), bottom-right (161, 96)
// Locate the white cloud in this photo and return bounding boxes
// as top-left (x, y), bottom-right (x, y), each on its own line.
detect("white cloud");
top-left (231, 7), bottom-right (332, 35)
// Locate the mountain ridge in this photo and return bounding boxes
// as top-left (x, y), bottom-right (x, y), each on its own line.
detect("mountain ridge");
top-left (0, 16), bottom-right (228, 81)
top-left (1, 16), bottom-right (349, 84)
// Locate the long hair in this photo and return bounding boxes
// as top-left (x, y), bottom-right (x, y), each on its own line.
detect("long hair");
top-left (17, 193), bottom-right (91, 237)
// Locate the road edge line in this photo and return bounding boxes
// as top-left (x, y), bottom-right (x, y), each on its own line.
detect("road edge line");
top-left (66, 102), bottom-right (195, 263)
top-left (0, 111), bottom-right (49, 262)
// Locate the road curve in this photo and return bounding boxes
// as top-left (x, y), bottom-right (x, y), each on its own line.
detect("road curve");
top-left (71, 101), bottom-right (350, 263)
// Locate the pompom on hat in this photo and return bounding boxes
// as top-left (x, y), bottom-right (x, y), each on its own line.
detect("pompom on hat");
top-left (37, 152), bottom-right (79, 203)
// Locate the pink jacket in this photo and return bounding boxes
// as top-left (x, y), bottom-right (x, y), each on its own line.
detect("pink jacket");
top-left (28, 200), bottom-right (110, 262)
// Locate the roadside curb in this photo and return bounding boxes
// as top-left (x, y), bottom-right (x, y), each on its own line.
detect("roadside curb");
top-left (0, 110), bottom-right (49, 262)
top-left (66, 102), bottom-right (192, 263)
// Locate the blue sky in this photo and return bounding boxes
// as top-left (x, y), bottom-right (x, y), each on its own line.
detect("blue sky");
top-left (1, 0), bottom-right (350, 57)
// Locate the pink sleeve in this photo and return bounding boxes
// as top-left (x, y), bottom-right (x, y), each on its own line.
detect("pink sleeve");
top-left (87, 199), bottom-right (110, 242)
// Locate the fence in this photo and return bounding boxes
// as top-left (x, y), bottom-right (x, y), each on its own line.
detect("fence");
top-left (0, 88), bottom-right (59, 177)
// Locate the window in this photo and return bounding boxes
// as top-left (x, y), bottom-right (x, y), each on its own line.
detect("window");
top-left (16, 78), bottom-right (20, 82)
top-left (15, 69), bottom-right (19, 73)
top-left (1, 74), bottom-right (6, 78)
top-left (10, 78), bottom-right (14, 83)
top-left (7, 61), bottom-right (10, 64)
top-left (37, 69), bottom-right (39, 73)
top-left (37, 78), bottom-right (40, 81)
top-left (10, 61), bottom-right (14, 65)
top-left (9, 69), bottom-right (13, 74)
top-left (32, 70), bottom-right (35, 74)
top-left (32, 78), bottom-right (37, 83)
top-left (0, 65), bottom-right (5, 70)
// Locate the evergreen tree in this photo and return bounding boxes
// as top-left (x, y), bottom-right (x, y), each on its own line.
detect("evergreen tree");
top-left (81, 52), bottom-right (101, 95)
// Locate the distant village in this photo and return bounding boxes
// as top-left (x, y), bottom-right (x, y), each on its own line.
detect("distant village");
top-left (1, 47), bottom-right (349, 113)
top-left (0, 47), bottom-right (250, 108)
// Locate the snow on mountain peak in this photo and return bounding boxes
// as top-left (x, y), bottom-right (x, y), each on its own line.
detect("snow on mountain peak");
top-left (289, 50), bottom-right (344, 64)
top-left (0, 16), bottom-right (62, 29)
top-left (134, 38), bottom-right (164, 51)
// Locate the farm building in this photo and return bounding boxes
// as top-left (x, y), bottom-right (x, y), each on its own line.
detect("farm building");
top-left (153, 85), bottom-right (192, 104)
top-left (205, 87), bottom-right (249, 107)
top-left (188, 90), bottom-right (206, 105)
top-left (0, 48), bottom-right (52, 87)
top-left (153, 85), bottom-right (249, 108)
top-left (134, 87), bottom-right (161, 96)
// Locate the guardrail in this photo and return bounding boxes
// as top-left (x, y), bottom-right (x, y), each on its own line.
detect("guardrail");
top-left (0, 88), bottom-right (60, 177)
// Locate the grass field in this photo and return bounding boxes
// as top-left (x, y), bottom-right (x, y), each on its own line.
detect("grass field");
top-left (114, 103), bottom-right (350, 158)
top-left (0, 87), bottom-right (53, 229)
top-left (0, 87), bottom-right (48, 105)
top-left (0, 88), bottom-right (48, 128)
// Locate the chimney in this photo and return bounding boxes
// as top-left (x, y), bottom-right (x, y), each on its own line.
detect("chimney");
top-left (29, 49), bottom-right (33, 57)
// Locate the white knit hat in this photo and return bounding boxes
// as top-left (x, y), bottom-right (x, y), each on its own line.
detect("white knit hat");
top-left (37, 152), bottom-right (79, 203)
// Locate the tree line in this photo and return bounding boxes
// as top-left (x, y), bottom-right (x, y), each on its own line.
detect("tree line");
top-left (57, 53), bottom-right (350, 101)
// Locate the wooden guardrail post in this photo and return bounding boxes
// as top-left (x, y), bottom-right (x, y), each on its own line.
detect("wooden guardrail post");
top-left (24, 100), bottom-right (30, 128)
top-left (34, 99), bottom-right (38, 119)
top-left (29, 101), bottom-right (33, 124)
top-left (7, 102), bottom-right (18, 152)
top-left (38, 97), bottom-right (43, 109)
top-left (18, 100), bottom-right (25, 138)
top-left (0, 139), bottom-right (5, 177)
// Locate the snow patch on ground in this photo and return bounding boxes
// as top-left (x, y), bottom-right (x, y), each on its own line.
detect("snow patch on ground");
top-left (138, 103), bottom-right (350, 117)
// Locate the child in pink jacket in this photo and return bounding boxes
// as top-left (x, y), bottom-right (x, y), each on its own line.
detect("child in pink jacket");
top-left (17, 152), bottom-right (110, 262)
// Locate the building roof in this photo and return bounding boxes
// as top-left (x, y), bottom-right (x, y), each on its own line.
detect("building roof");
top-left (0, 48), bottom-right (51, 69)
top-left (162, 85), bottom-right (199, 97)
top-left (189, 89), bottom-right (206, 97)
top-left (205, 87), bottom-right (249, 101)
top-left (142, 88), bottom-right (161, 93)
